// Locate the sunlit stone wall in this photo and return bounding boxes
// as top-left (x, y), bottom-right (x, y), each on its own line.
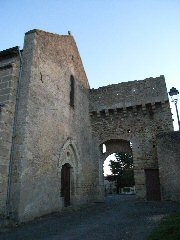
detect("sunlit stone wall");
top-left (89, 76), bottom-right (173, 199)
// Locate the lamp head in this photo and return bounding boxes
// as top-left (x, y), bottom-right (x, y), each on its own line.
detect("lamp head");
top-left (169, 87), bottom-right (179, 103)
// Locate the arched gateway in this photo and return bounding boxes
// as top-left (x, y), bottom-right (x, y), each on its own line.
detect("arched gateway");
top-left (89, 76), bottom-right (173, 200)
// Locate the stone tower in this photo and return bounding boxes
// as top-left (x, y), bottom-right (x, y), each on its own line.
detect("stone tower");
top-left (0, 30), bottom-right (100, 222)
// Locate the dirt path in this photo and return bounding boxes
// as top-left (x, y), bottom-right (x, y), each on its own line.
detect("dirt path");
top-left (0, 195), bottom-right (180, 240)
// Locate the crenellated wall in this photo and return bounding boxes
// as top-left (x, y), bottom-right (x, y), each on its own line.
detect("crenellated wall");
top-left (89, 76), bottom-right (173, 199)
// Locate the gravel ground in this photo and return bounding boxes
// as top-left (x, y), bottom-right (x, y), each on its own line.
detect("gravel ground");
top-left (0, 195), bottom-right (180, 240)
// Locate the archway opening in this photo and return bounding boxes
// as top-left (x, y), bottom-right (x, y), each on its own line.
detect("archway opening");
top-left (102, 139), bottom-right (135, 195)
top-left (104, 153), bottom-right (116, 194)
top-left (61, 163), bottom-right (72, 207)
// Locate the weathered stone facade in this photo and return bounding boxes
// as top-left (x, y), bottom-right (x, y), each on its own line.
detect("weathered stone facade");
top-left (89, 77), bottom-right (173, 199)
top-left (157, 131), bottom-right (180, 202)
top-left (0, 30), bottom-right (99, 222)
top-left (0, 47), bottom-right (21, 215)
top-left (0, 29), bottom-right (178, 223)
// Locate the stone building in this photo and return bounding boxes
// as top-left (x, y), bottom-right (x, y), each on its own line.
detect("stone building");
top-left (89, 76), bottom-right (174, 200)
top-left (0, 30), bottom-right (100, 222)
top-left (0, 29), bottom-right (178, 223)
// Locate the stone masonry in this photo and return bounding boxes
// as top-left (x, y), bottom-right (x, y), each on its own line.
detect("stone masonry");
top-left (89, 76), bottom-right (173, 199)
top-left (0, 29), bottom-right (178, 223)
top-left (0, 47), bottom-right (21, 215)
top-left (157, 131), bottom-right (180, 202)
top-left (0, 30), bottom-right (99, 222)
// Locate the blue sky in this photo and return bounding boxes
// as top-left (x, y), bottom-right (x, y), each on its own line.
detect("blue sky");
top-left (1, 0), bottom-right (180, 129)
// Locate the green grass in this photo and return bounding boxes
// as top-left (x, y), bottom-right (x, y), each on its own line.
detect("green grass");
top-left (147, 213), bottom-right (180, 240)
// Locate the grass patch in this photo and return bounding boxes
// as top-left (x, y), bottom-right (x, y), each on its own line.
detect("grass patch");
top-left (147, 213), bottom-right (180, 240)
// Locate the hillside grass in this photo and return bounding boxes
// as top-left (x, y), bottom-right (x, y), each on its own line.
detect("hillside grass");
top-left (147, 213), bottom-right (180, 240)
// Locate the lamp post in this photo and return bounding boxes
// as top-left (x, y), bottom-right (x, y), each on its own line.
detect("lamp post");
top-left (169, 87), bottom-right (180, 131)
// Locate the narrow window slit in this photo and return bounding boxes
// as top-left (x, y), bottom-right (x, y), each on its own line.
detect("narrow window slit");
top-left (70, 75), bottom-right (75, 107)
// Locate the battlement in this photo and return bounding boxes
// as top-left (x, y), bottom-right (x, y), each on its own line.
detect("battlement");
top-left (90, 100), bottom-right (170, 118)
top-left (0, 46), bottom-right (19, 60)
top-left (89, 75), bottom-right (168, 112)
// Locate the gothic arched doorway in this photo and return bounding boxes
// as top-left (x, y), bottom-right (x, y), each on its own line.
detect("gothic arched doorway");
top-left (58, 139), bottom-right (81, 208)
top-left (61, 163), bottom-right (71, 207)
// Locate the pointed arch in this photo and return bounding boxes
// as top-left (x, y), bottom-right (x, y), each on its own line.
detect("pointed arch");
top-left (58, 138), bottom-right (81, 171)
top-left (57, 138), bottom-right (81, 207)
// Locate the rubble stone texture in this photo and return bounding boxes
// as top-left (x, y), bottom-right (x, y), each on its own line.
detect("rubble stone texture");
top-left (0, 29), bottom-right (177, 223)
top-left (0, 47), bottom-right (20, 215)
top-left (157, 131), bottom-right (180, 202)
top-left (0, 30), bottom-right (99, 222)
top-left (89, 77), bottom-right (173, 199)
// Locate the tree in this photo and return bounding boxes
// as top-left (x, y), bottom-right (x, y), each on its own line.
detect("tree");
top-left (108, 152), bottom-right (135, 193)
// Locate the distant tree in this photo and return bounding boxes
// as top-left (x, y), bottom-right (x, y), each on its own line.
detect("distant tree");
top-left (105, 174), bottom-right (116, 182)
top-left (109, 152), bottom-right (135, 193)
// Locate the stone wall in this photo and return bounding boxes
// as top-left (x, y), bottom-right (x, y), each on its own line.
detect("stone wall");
top-left (157, 131), bottom-right (180, 202)
top-left (9, 30), bottom-right (99, 222)
top-left (90, 76), bottom-right (168, 111)
top-left (0, 29), bottom-right (177, 222)
top-left (0, 48), bottom-right (20, 215)
top-left (89, 76), bottom-right (173, 199)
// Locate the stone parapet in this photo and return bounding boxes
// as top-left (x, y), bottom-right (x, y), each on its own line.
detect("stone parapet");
top-left (89, 76), bottom-right (168, 112)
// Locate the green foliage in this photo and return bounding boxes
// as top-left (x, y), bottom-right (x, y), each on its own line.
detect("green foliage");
top-left (108, 152), bottom-right (135, 191)
top-left (114, 152), bottom-right (133, 169)
top-left (105, 174), bottom-right (116, 182)
top-left (148, 213), bottom-right (180, 240)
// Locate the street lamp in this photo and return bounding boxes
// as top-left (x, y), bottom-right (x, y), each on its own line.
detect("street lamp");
top-left (169, 87), bottom-right (180, 130)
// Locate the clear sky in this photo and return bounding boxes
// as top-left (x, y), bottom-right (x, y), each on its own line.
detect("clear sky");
top-left (1, 0), bottom-right (180, 129)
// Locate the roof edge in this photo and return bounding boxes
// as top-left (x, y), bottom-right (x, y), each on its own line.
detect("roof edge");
top-left (25, 29), bottom-right (72, 38)
top-left (0, 46), bottom-right (20, 59)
